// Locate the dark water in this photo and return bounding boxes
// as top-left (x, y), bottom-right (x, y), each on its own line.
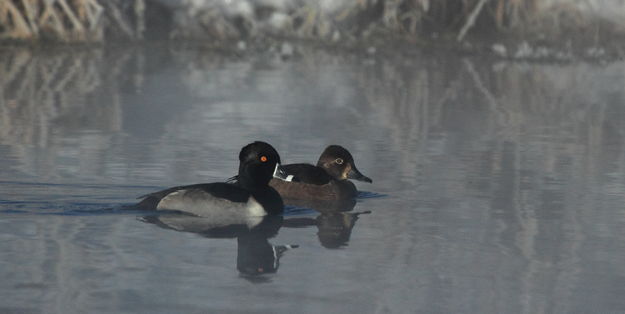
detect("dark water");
top-left (1, 44), bottom-right (625, 314)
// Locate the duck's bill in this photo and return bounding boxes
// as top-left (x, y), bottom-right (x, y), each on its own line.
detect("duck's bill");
top-left (273, 163), bottom-right (294, 182)
top-left (347, 167), bottom-right (373, 183)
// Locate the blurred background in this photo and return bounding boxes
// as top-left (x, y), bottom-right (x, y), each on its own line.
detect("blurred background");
top-left (2, 1), bottom-right (625, 314)
top-left (1, 0), bottom-right (625, 57)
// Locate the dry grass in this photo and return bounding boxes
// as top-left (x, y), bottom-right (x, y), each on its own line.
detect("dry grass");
top-left (0, 0), bottom-right (104, 41)
top-left (0, 0), bottom-right (144, 41)
top-left (0, 0), bottom-right (615, 43)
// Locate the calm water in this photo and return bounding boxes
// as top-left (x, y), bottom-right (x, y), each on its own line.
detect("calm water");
top-left (1, 44), bottom-right (625, 314)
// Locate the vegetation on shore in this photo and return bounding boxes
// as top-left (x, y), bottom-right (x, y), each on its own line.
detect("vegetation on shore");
top-left (1, 0), bottom-right (624, 59)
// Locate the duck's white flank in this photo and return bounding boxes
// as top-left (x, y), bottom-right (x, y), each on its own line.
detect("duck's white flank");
top-left (156, 189), bottom-right (267, 218)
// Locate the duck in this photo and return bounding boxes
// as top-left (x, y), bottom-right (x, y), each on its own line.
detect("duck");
top-left (268, 145), bottom-right (372, 201)
top-left (136, 141), bottom-right (290, 218)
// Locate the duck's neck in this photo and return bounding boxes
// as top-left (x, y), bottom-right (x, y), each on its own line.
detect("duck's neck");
top-left (236, 176), bottom-right (266, 191)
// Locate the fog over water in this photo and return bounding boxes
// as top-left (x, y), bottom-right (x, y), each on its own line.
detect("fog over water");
top-left (1, 44), bottom-right (625, 313)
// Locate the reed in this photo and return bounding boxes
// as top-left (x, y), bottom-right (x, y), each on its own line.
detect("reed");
top-left (0, 0), bottom-right (613, 43)
top-left (0, 0), bottom-right (143, 41)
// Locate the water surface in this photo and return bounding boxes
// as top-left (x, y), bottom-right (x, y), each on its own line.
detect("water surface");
top-left (1, 44), bottom-right (625, 313)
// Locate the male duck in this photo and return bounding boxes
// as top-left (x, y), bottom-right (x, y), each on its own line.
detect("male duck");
top-left (136, 141), bottom-right (290, 218)
top-left (268, 145), bottom-right (372, 201)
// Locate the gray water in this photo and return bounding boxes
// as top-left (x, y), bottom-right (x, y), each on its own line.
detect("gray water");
top-left (1, 44), bottom-right (625, 314)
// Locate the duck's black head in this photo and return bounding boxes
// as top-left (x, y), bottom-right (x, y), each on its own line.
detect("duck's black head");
top-left (237, 141), bottom-right (283, 189)
top-left (316, 145), bottom-right (372, 183)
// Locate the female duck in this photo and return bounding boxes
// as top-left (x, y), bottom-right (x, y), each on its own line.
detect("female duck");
top-left (269, 145), bottom-right (372, 201)
top-left (137, 141), bottom-right (290, 218)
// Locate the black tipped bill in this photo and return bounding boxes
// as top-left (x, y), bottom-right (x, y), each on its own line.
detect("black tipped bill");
top-left (347, 167), bottom-right (372, 183)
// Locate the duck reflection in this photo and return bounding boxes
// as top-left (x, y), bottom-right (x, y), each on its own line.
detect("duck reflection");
top-left (283, 198), bottom-right (371, 249)
top-left (140, 214), bottom-right (296, 279)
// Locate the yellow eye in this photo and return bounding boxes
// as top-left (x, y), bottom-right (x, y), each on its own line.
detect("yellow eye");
top-left (260, 156), bottom-right (268, 162)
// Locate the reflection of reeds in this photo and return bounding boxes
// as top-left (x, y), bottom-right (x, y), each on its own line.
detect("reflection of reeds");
top-left (352, 54), bottom-right (624, 314)
top-left (0, 47), bottom-right (139, 145)
top-left (0, 46), bottom-right (623, 313)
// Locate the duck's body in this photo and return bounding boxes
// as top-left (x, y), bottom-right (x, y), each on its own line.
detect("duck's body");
top-left (278, 164), bottom-right (333, 185)
top-left (137, 182), bottom-right (283, 218)
top-left (136, 141), bottom-right (288, 217)
top-left (268, 145), bottom-right (372, 201)
top-left (269, 172), bottom-right (357, 201)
